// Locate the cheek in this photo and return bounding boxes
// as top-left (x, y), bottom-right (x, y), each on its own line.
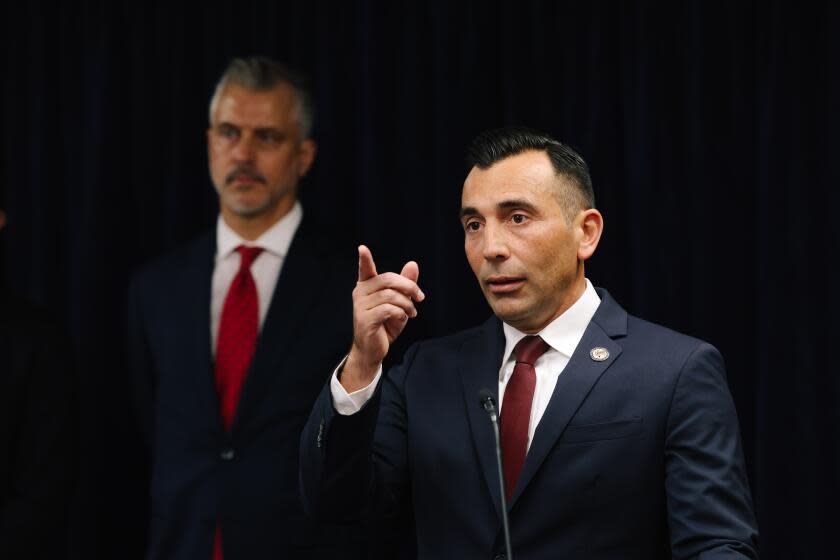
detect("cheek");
top-left (208, 154), bottom-right (224, 179)
top-left (541, 240), bottom-right (577, 284)
top-left (209, 148), bottom-right (230, 173)
top-left (516, 237), bottom-right (563, 276)
top-left (464, 240), bottom-right (482, 274)
top-left (262, 152), bottom-right (298, 179)
top-left (210, 142), bottom-right (230, 160)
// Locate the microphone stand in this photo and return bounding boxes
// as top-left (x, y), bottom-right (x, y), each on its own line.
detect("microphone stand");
top-left (479, 388), bottom-right (514, 560)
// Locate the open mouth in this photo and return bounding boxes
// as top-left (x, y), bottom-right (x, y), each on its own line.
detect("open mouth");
top-left (485, 276), bottom-right (525, 294)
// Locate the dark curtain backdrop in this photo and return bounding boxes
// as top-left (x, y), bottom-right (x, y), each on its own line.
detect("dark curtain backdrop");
top-left (1, 1), bottom-right (837, 558)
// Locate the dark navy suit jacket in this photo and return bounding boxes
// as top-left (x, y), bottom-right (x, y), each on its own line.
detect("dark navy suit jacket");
top-left (128, 220), bottom-right (358, 559)
top-left (301, 289), bottom-right (759, 559)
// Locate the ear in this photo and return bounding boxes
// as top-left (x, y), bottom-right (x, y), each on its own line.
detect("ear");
top-left (296, 139), bottom-right (317, 177)
top-left (576, 208), bottom-right (603, 261)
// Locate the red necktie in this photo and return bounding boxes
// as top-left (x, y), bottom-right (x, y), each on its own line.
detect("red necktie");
top-left (500, 335), bottom-right (549, 502)
top-left (213, 245), bottom-right (262, 560)
top-left (215, 245), bottom-right (263, 430)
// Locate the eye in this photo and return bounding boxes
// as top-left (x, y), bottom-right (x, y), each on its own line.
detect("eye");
top-left (217, 124), bottom-right (238, 139)
top-left (511, 214), bottom-right (528, 224)
top-left (257, 130), bottom-right (283, 143)
top-left (465, 220), bottom-right (482, 232)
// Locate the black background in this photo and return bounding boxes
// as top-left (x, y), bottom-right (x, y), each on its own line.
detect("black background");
top-left (1, 1), bottom-right (837, 558)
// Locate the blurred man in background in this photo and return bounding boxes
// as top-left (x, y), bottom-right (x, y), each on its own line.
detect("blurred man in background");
top-left (127, 57), bottom-right (360, 560)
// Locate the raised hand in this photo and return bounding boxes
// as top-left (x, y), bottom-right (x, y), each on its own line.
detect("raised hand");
top-left (341, 245), bottom-right (424, 392)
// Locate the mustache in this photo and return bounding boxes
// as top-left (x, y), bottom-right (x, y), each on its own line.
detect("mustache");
top-left (225, 166), bottom-right (266, 185)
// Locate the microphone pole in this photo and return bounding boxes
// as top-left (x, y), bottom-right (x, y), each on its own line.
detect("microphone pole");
top-left (478, 388), bottom-right (514, 560)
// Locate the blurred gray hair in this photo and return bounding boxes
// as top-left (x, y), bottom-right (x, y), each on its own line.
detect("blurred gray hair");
top-left (208, 57), bottom-right (314, 139)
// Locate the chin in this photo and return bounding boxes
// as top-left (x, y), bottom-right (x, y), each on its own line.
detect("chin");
top-left (224, 196), bottom-right (270, 218)
top-left (489, 296), bottom-right (547, 329)
top-left (488, 301), bottom-right (527, 324)
top-left (232, 205), bottom-right (271, 219)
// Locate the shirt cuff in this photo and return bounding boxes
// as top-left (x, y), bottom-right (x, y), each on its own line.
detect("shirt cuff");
top-left (330, 355), bottom-right (383, 416)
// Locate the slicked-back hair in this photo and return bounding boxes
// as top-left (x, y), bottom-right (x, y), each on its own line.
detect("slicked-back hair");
top-left (467, 127), bottom-right (595, 220)
top-left (208, 56), bottom-right (314, 139)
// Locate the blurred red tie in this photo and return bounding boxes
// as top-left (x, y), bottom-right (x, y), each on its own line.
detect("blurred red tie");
top-left (213, 245), bottom-right (263, 560)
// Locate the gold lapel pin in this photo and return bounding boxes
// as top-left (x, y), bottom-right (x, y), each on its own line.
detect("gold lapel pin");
top-left (590, 347), bottom-right (610, 361)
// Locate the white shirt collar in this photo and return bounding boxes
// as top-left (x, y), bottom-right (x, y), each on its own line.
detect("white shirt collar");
top-left (500, 278), bottom-right (601, 379)
top-left (215, 202), bottom-right (303, 260)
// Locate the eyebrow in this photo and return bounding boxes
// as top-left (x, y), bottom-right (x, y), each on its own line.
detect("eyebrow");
top-left (254, 126), bottom-right (284, 134)
top-left (215, 122), bottom-right (284, 134)
top-left (459, 198), bottom-right (539, 219)
top-left (459, 206), bottom-right (478, 219)
top-left (498, 198), bottom-right (538, 213)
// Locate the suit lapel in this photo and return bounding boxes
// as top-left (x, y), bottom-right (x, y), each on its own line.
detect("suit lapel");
top-left (182, 233), bottom-right (218, 427)
top-left (232, 227), bottom-right (325, 431)
top-left (458, 316), bottom-right (507, 519)
top-left (510, 290), bottom-right (628, 506)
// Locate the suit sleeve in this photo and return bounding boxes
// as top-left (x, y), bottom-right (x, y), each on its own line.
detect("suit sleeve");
top-left (300, 344), bottom-right (419, 523)
top-left (664, 342), bottom-right (760, 559)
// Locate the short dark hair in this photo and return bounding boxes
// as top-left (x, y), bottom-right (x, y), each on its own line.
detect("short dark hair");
top-left (209, 56), bottom-right (315, 139)
top-left (467, 126), bottom-right (595, 217)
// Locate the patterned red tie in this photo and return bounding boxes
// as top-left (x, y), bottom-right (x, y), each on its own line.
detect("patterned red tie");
top-left (500, 335), bottom-right (549, 502)
top-left (213, 245), bottom-right (262, 560)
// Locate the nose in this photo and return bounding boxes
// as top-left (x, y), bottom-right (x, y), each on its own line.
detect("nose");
top-left (231, 133), bottom-right (256, 162)
top-left (482, 222), bottom-right (510, 261)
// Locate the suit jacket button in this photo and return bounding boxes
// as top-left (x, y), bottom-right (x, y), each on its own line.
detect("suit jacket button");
top-left (220, 448), bottom-right (235, 460)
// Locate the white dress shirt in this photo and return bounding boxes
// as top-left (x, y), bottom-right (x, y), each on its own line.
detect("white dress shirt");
top-left (331, 279), bottom-right (601, 450)
top-left (210, 202), bottom-right (302, 355)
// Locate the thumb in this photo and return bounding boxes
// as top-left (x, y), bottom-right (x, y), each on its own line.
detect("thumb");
top-left (399, 261), bottom-right (424, 301)
top-left (399, 260), bottom-right (419, 282)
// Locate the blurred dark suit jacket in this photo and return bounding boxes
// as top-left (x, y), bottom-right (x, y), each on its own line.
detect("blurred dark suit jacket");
top-left (127, 219), bottom-right (365, 560)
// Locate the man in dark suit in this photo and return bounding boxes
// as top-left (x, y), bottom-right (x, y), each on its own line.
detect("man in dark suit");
top-left (0, 209), bottom-right (76, 559)
top-left (301, 127), bottom-right (759, 558)
top-left (127, 57), bottom-right (357, 559)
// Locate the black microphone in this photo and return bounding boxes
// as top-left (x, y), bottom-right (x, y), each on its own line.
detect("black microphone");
top-left (478, 388), bottom-right (514, 560)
